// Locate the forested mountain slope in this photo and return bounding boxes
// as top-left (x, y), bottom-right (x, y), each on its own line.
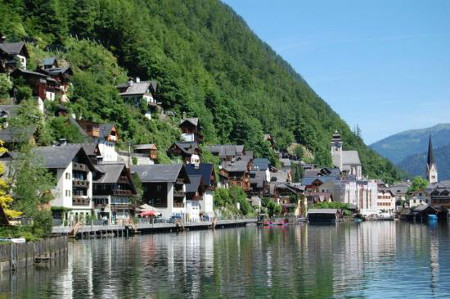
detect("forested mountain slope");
top-left (0, 0), bottom-right (402, 182)
top-left (397, 144), bottom-right (450, 181)
top-left (370, 123), bottom-right (450, 164)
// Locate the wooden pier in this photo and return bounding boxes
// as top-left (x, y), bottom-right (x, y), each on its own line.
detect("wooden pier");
top-left (52, 219), bottom-right (257, 239)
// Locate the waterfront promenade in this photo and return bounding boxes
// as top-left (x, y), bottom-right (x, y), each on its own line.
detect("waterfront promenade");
top-left (52, 218), bottom-right (258, 237)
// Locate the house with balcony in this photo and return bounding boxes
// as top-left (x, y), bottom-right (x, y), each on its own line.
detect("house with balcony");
top-left (205, 144), bottom-right (245, 162)
top-left (33, 144), bottom-right (97, 223)
top-left (36, 58), bottom-right (73, 103)
top-left (134, 144), bottom-right (158, 164)
top-left (179, 118), bottom-right (203, 142)
top-left (93, 162), bottom-right (136, 223)
top-left (185, 163), bottom-right (216, 218)
top-left (117, 78), bottom-right (160, 119)
top-left (131, 164), bottom-right (190, 219)
top-left (76, 120), bottom-right (118, 162)
top-left (0, 36), bottom-right (29, 72)
top-left (220, 153), bottom-right (253, 192)
top-left (167, 141), bottom-right (200, 163)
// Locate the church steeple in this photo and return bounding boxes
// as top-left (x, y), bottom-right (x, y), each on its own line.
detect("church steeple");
top-left (426, 134), bottom-right (438, 184)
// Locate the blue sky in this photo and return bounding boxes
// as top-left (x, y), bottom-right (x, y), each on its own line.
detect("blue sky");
top-left (222, 0), bottom-right (450, 144)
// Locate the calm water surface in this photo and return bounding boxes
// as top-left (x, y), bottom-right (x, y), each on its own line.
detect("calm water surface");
top-left (1, 222), bottom-right (450, 298)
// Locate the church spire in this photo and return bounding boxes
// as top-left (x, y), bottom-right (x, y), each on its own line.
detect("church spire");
top-left (427, 134), bottom-right (435, 166)
top-left (426, 134), bottom-right (438, 184)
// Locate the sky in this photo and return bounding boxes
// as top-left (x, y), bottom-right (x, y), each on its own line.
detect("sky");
top-left (222, 0), bottom-right (450, 144)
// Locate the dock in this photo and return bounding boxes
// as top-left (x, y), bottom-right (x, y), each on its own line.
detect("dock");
top-left (52, 218), bottom-right (257, 238)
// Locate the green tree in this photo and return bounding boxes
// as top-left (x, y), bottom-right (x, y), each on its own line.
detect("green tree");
top-left (408, 176), bottom-right (429, 194)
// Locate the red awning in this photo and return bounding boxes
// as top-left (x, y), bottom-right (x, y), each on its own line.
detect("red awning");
top-left (140, 210), bottom-right (156, 217)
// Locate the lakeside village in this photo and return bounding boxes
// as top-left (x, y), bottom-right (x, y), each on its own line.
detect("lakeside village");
top-left (0, 38), bottom-right (449, 238)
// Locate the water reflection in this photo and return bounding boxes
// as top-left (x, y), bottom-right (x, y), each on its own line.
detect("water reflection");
top-left (1, 222), bottom-right (450, 298)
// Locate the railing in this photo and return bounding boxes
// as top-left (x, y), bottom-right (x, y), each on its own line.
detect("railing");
top-left (73, 196), bottom-right (90, 206)
top-left (73, 180), bottom-right (89, 188)
top-left (173, 201), bottom-right (184, 208)
top-left (113, 190), bottom-right (133, 196)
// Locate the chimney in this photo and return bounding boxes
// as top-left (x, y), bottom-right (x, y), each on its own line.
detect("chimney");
top-left (136, 77), bottom-right (140, 83)
top-left (58, 138), bottom-right (67, 146)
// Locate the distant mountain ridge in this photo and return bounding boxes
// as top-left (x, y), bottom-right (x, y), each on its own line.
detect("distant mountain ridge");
top-left (370, 123), bottom-right (450, 164)
top-left (397, 143), bottom-right (450, 181)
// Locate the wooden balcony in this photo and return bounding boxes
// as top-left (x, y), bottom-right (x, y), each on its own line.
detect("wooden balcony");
top-left (113, 189), bottom-right (133, 196)
top-left (73, 180), bottom-right (89, 188)
top-left (73, 196), bottom-right (90, 206)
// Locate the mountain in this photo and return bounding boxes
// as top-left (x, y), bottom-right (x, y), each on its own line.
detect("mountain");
top-left (397, 143), bottom-right (450, 181)
top-left (370, 123), bottom-right (450, 164)
top-left (0, 0), bottom-right (402, 183)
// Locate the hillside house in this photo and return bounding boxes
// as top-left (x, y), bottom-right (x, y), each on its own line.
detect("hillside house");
top-left (37, 58), bottom-right (73, 103)
top-left (179, 118), bottom-right (203, 142)
top-left (205, 144), bottom-right (245, 162)
top-left (0, 37), bottom-right (28, 72)
top-left (132, 164), bottom-right (190, 219)
top-left (220, 154), bottom-right (253, 191)
top-left (117, 78), bottom-right (160, 119)
top-left (76, 120), bottom-right (118, 162)
top-left (134, 144), bottom-right (158, 161)
top-left (93, 163), bottom-right (136, 223)
top-left (33, 144), bottom-right (97, 223)
top-left (167, 141), bottom-right (200, 163)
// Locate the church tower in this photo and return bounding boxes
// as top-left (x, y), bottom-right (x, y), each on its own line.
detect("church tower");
top-left (426, 134), bottom-right (438, 184)
top-left (331, 130), bottom-right (343, 170)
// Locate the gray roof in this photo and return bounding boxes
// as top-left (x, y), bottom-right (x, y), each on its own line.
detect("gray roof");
top-left (185, 163), bottom-right (214, 186)
top-left (119, 81), bottom-right (156, 96)
top-left (0, 42), bottom-right (26, 55)
top-left (99, 124), bottom-right (114, 139)
top-left (135, 144), bottom-right (157, 150)
top-left (172, 141), bottom-right (199, 155)
top-left (186, 174), bottom-right (202, 193)
top-left (95, 163), bottom-right (126, 184)
top-left (0, 105), bottom-right (17, 118)
top-left (301, 175), bottom-right (338, 186)
top-left (45, 66), bottom-right (72, 76)
top-left (132, 164), bottom-right (188, 183)
top-left (222, 155), bottom-right (251, 173)
top-left (414, 204), bottom-right (435, 212)
top-left (42, 57), bottom-right (56, 66)
top-left (308, 209), bottom-right (338, 214)
top-left (341, 150), bottom-right (361, 165)
top-left (33, 144), bottom-right (94, 170)
top-left (206, 144), bottom-right (244, 158)
top-left (252, 158), bottom-right (270, 171)
top-left (80, 143), bottom-right (97, 156)
top-left (180, 118), bottom-right (199, 127)
top-left (0, 126), bottom-right (35, 143)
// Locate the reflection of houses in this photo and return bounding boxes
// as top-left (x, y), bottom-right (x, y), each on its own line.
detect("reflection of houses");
top-left (93, 163), bottom-right (136, 222)
top-left (33, 144), bottom-right (97, 223)
top-left (76, 120), bottom-right (118, 162)
top-left (167, 141), bottom-right (200, 163)
top-left (185, 163), bottom-right (216, 218)
top-left (117, 78), bottom-right (160, 119)
top-left (131, 164), bottom-right (190, 219)
top-left (0, 38), bottom-right (28, 72)
top-left (179, 118), bottom-right (203, 142)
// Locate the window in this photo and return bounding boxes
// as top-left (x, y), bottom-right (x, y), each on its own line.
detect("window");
top-left (66, 172), bottom-right (71, 180)
top-left (66, 190), bottom-right (71, 197)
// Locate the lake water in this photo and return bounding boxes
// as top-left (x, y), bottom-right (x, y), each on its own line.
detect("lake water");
top-left (1, 221), bottom-right (450, 298)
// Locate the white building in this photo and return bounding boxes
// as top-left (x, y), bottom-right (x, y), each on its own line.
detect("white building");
top-left (320, 179), bottom-right (378, 214)
top-left (376, 188), bottom-right (396, 212)
top-left (33, 144), bottom-right (97, 223)
top-left (185, 163), bottom-right (216, 219)
top-left (331, 131), bottom-right (362, 179)
top-left (117, 79), bottom-right (160, 119)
